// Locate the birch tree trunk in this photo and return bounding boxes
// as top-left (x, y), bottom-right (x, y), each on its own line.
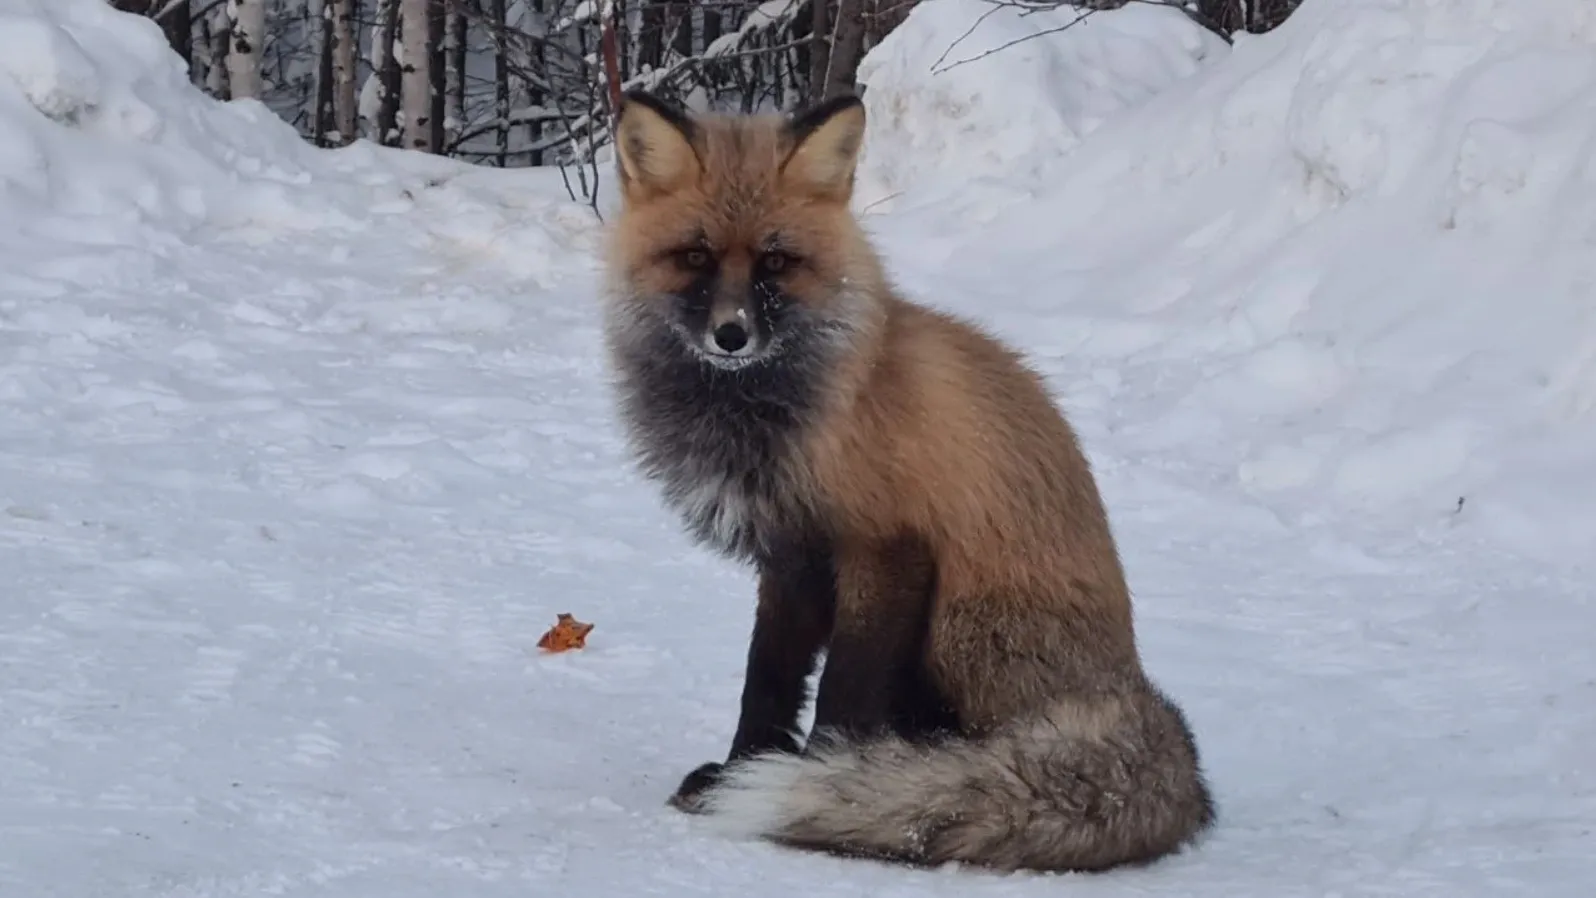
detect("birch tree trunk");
top-left (314, 0), bottom-right (333, 144)
top-left (362, 0), bottom-right (400, 144)
top-left (225, 0), bottom-right (265, 101)
top-left (669, 1), bottom-right (692, 59)
top-left (448, 10), bottom-right (467, 148)
top-left (398, 0), bottom-right (434, 151)
top-left (527, 0), bottom-right (546, 166)
top-left (329, 0), bottom-right (358, 144)
top-left (491, 0), bottom-right (509, 167)
top-left (703, 4), bottom-right (722, 49)
top-left (428, 0), bottom-right (447, 153)
top-left (639, 1), bottom-right (664, 73)
top-left (809, 0), bottom-right (832, 105)
top-left (164, 0), bottom-right (193, 71)
top-left (822, 0), bottom-right (866, 100)
top-left (202, 3), bottom-right (229, 97)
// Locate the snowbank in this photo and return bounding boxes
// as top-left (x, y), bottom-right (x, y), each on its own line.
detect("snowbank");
top-left (0, 0), bottom-right (593, 285)
top-left (863, 0), bottom-right (1596, 565)
top-left (853, 0), bottom-right (1227, 213)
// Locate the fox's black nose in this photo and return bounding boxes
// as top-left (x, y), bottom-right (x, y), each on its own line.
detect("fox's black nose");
top-left (712, 322), bottom-right (749, 353)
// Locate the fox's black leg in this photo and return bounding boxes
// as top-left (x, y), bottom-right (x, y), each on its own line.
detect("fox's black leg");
top-left (727, 543), bottom-right (837, 758)
top-left (669, 541), bottom-right (835, 813)
top-left (809, 533), bottom-right (937, 744)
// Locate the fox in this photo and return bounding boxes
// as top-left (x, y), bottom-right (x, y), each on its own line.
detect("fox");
top-left (597, 88), bottom-right (1216, 874)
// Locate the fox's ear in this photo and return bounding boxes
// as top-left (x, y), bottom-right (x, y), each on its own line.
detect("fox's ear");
top-left (781, 95), bottom-right (867, 201)
top-left (614, 90), bottom-right (701, 199)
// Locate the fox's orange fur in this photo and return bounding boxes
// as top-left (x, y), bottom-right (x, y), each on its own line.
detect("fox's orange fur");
top-left (599, 90), bottom-right (1215, 874)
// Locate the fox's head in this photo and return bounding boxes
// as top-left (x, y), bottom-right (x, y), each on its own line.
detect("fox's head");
top-left (602, 90), bottom-right (880, 372)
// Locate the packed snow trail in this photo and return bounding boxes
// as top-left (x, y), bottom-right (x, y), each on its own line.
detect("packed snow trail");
top-left (2, 0), bottom-right (1593, 895)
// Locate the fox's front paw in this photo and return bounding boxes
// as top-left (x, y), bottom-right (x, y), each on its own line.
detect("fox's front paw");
top-left (667, 761), bottom-right (726, 814)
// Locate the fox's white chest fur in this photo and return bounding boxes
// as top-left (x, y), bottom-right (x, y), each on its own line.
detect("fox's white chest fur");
top-left (667, 474), bottom-right (760, 557)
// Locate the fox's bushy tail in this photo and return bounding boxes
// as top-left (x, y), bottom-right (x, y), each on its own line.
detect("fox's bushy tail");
top-left (701, 688), bottom-right (1215, 873)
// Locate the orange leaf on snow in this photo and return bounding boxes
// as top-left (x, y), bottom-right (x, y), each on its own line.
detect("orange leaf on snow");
top-left (536, 613), bottom-right (595, 653)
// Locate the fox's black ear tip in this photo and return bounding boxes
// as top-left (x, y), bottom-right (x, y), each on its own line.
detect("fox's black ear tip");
top-left (616, 89), bottom-right (650, 117)
top-left (620, 88), bottom-right (655, 107)
top-left (800, 94), bottom-right (863, 117)
top-left (786, 93), bottom-right (867, 141)
top-left (616, 89), bottom-right (693, 130)
top-left (829, 95), bottom-right (865, 120)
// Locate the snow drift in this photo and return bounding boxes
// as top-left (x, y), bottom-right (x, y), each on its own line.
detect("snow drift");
top-left (0, 0), bottom-right (592, 285)
top-left (853, 0), bottom-right (1226, 213)
top-left (856, 0), bottom-right (1596, 566)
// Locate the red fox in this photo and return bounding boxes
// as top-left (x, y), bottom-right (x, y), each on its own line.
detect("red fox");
top-left (599, 89), bottom-right (1216, 873)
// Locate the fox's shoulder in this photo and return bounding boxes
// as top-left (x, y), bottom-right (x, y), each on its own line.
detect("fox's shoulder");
top-left (869, 294), bottom-right (1050, 401)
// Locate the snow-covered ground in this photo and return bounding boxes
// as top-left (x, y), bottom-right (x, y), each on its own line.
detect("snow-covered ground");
top-left (2, 0), bottom-right (1592, 894)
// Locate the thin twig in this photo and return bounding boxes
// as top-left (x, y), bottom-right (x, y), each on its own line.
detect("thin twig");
top-left (929, 3), bottom-right (1008, 74)
top-left (931, 8), bottom-right (1100, 76)
top-left (934, 0), bottom-right (1233, 78)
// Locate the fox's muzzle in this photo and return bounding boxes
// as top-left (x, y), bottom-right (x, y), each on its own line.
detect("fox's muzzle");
top-left (687, 277), bottom-right (774, 367)
top-left (706, 296), bottom-right (757, 357)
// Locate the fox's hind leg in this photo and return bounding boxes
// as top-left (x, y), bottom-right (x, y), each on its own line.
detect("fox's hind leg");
top-left (808, 533), bottom-right (940, 744)
top-left (890, 663), bottom-right (960, 744)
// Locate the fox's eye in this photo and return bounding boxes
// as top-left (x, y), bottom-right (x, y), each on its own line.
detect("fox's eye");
top-left (678, 248), bottom-right (711, 270)
top-left (758, 251), bottom-right (793, 275)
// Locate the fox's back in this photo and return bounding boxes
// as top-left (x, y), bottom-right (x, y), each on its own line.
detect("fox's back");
top-left (802, 297), bottom-right (1130, 607)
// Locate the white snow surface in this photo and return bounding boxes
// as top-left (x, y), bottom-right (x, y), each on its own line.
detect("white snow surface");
top-left (853, 0), bottom-right (1227, 212)
top-left (2, 0), bottom-right (1593, 895)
